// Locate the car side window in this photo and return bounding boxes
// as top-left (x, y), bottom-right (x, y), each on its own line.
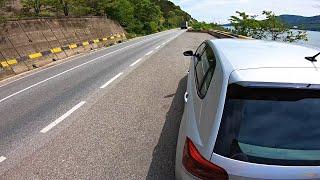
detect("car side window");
top-left (195, 43), bottom-right (206, 58)
top-left (195, 45), bottom-right (216, 98)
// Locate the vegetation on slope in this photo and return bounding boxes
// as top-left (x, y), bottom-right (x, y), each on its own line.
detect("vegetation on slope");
top-left (0, 0), bottom-right (192, 35)
top-left (190, 21), bottom-right (226, 31)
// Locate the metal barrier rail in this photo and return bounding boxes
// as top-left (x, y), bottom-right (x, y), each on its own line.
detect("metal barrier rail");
top-left (187, 29), bottom-right (252, 39)
top-left (209, 30), bottom-right (252, 39)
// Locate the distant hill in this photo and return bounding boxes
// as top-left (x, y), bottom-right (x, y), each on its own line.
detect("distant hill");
top-left (278, 15), bottom-right (320, 31)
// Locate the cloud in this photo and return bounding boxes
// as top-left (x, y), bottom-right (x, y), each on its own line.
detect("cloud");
top-left (171, 0), bottom-right (320, 23)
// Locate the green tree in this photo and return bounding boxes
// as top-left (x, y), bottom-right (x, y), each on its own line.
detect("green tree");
top-left (191, 21), bottom-right (225, 31)
top-left (167, 11), bottom-right (178, 27)
top-left (230, 11), bottom-right (308, 42)
top-left (230, 11), bottom-right (265, 39)
top-left (21, 0), bottom-right (43, 15)
top-left (107, 0), bottom-right (135, 31)
top-left (7, 0), bottom-right (193, 35)
top-left (133, 0), bottom-right (162, 33)
top-left (0, 0), bottom-right (7, 7)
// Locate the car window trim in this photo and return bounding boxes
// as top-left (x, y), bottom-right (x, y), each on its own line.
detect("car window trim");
top-left (194, 44), bottom-right (216, 99)
top-left (194, 44), bottom-right (208, 95)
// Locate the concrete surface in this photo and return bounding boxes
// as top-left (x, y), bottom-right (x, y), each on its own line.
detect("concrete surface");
top-left (0, 31), bottom-right (213, 179)
top-left (0, 17), bottom-right (125, 61)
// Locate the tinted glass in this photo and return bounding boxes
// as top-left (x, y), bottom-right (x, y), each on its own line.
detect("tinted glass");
top-left (195, 43), bottom-right (206, 57)
top-left (199, 47), bottom-right (216, 96)
top-left (214, 84), bottom-right (320, 166)
top-left (195, 46), bottom-right (216, 97)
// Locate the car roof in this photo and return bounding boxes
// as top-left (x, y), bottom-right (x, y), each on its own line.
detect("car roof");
top-left (210, 39), bottom-right (320, 70)
top-left (209, 39), bottom-right (320, 85)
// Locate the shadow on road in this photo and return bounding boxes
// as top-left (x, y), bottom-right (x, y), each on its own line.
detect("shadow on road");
top-left (146, 75), bottom-right (187, 180)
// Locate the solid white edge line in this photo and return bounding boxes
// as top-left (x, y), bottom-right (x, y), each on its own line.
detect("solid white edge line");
top-left (40, 101), bottom-right (86, 133)
top-left (130, 58), bottom-right (143, 67)
top-left (100, 72), bottom-right (123, 89)
top-left (146, 50), bottom-right (154, 56)
top-left (0, 156), bottom-right (6, 162)
top-left (0, 31), bottom-right (179, 103)
top-left (0, 29), bottom-right (176, 89)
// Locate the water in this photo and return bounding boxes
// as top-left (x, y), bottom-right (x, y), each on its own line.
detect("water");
top-left (223, 26), bottom-right (320, 49)
top-left (295, 30), bottom-right (320, 49)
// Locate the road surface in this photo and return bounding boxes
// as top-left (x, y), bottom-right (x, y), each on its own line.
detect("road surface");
top-left (0, 29), bottom-right (213, 179)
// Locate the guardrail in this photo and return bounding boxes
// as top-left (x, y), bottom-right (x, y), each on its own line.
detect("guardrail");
top-left (188, 29), bottom-right (252, 40)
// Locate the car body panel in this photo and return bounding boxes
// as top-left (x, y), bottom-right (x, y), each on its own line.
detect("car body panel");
top-left (175, 39), bottom-right (320, 180)
top-left (211, 153), bottom-right (320, 179)
top-left (230, 68), bottom-right (320, 85)
top-left (213, 39), bottom-right (320, 70)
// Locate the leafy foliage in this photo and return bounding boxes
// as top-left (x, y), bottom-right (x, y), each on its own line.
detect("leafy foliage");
top-left (154, 0), bottom-right (191, 28)
top-left (230, 11), bottom-right (308, 42)
top-left (10, 0), bottom-right (191, 35)
top-left (0, 0), bottom-right (6, 7)
top-left (191, 21), bottom-right (226, 31)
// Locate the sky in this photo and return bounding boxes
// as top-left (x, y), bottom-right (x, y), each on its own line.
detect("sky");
top-left (170, 0), bottom-right (320, 24)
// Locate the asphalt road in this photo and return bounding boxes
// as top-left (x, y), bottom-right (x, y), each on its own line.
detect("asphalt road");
top-left (0, 30), bottom-right (213, 179)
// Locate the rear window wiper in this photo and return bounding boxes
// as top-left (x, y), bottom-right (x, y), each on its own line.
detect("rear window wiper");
top-left (305, 52), bottom-right (320, 62)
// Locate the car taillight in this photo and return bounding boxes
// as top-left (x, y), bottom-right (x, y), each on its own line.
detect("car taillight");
top-left (182, 137), bottom-right (228, 180)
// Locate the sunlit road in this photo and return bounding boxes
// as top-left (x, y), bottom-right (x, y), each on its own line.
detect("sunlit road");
top-left (0, 30), bottom-right (213, 179)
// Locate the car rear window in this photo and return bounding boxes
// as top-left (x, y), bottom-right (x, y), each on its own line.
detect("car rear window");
top-left (213, 84), bottom-right (320, 166)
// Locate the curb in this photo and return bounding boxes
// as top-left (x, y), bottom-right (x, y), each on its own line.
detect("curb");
top-left (0, 33), bottom-right (127, 68)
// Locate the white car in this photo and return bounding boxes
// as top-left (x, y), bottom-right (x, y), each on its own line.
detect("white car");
top-left (175, 39), bottom-right (320, 180)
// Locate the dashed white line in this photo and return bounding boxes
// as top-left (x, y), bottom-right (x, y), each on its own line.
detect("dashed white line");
top-left (155, 46), bottom-right (161, 49)
top-left (146, 50), bottom-right (154, 56)
top-left (0, 33), bottom-right (169, 103)
top-left (0, 156), bottom-right (6, 162)
top-left (40, 101), bottom-right (86, 133)
top-left (0, 30), bottom-right (184, 103)
top-left (100, 72), bottom-right (123, 89)
top-left (130, 58), bottom-right (143, 67)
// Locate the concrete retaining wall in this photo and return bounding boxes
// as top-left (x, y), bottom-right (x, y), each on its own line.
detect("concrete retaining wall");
top-left (0, 17), bottom-right (126, 78)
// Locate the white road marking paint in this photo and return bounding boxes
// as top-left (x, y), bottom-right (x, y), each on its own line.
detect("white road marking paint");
top-left (0, 156), bottom-right (6, 162)
top-left (146, 51), bottom-right (153, 56)
top-left (100, 72), bottom-right (123, 89)
top-left (155, 46), bottom-right (161, 49)
top-left (0, 32), bottom-right (179, 103)
top-left (0, 31), bottom-right (175, 89)
top-left (40, 101), bottom-right (86, 133)
top-left (130, 58), bottom-right (143, 67)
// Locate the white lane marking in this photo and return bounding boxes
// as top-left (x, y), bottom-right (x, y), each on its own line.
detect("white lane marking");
top-left (0, 32), bottom-right (178, 103)
top-left (130, 58), bottom-right (143, 67)
top-left (155, 46), bottom-right (161, 49)
top-left (0, 156), bottom-right (6, 162)
top-left (40, 101), bottom-right (86, 133)
top-left (100, 72), bottom-right (123, 89)
top-left (0, 31), bottom-right (177, 89)
top-left (146, 50), bottom-right (154, 56)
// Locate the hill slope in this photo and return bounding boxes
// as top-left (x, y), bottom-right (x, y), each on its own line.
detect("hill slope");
top-left (278, 15), bottom-right (320, 31)
top-left (0, 0), bottom-right (192, 34)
